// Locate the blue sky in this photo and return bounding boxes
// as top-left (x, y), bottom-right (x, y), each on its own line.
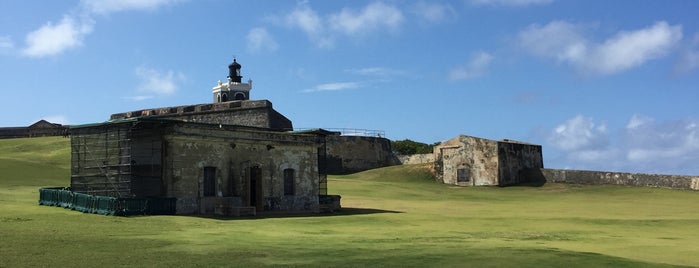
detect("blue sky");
top-left (1, 0), bottom-right (698, 175)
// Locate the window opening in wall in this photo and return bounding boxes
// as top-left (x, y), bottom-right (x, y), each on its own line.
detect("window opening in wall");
top-left (457, 168), bottom-right (470, 183)
top-left (203, 167), bottom-right (216, 197)
top-left (234, 93), bottom-right (246, 100)
top-left (284, 168), bottom-right (295, 196)
top-left (221, 93), bottom-right (228, 102)
top-left (229, 167), bottom-right (237, 197)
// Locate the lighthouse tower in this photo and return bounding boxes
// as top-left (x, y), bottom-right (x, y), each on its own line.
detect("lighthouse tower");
top-left (212, 58), bottom-right (252, 103)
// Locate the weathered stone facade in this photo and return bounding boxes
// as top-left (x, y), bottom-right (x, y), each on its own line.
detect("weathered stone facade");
top-left (71, 110), bottom-right (325, 215)
top-left (433, 135), bottom-right (543, 186)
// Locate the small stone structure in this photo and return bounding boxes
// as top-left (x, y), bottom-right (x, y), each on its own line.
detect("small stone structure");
top-left (0, 120), bottom-right (68, 139)
top-left (433, 135), bottom-right (543, 186)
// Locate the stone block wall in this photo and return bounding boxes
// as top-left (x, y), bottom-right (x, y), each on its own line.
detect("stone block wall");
top-left (395, 153), bottom-right (434, 165)
top-left (523, 168), bottom-right (699, 190)
top-left (110, 100), bottom-right (293, 131)
top-left (324, 135), bottom-right (394, 174)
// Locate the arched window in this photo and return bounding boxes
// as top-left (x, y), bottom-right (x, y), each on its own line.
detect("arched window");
top-left (234, 92), bottom-right (246, 100)
top-left (283, 169), bottom-right (295, 196)
top-left (221, 93), bottom-right (228, 102)
top-left (217, 93), bottom-right (221, 103)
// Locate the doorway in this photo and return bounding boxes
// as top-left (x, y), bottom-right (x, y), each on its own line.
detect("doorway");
top-left (248, 166), bottom-right (263, 212)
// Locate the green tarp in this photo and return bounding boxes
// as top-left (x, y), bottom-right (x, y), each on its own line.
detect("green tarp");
top-left (39, 187), bottom-right (176, 216)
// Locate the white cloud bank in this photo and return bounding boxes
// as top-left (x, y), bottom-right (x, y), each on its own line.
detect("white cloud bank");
top-left (449, 51), bottom-right (494, 80)
top-left (22, 16), bottom-right (94, 58)
top-left (282, 2), bottom-right (404, 48)
top-left (518, 21), bottom-right (682, 75)
top-left (303, 82), bottom-right (361, 93)
top-left (411, 2), bottom-right (456, 23)
top-left (547, 114), bottom-right (699, 175)
top-left (675, 32), bottom-right (699, 74)
top-left (20, 0), bottom-right (183, 58)
top-left (134, 66), bottom-right (185, 97)
top-left (80, 0), bottom-right (184, 15)
top-left (247, 27), bottom-right (279, 53)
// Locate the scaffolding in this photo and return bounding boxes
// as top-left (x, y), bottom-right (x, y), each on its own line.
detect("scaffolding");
top-left (70, 121), bottom-right (163, 198)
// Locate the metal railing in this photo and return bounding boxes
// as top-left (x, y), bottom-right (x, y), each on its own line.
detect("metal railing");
top-left (295, 128), bottom-right (385, 137)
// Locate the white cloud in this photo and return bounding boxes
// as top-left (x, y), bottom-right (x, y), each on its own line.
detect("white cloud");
top-left (549, 115), bottom-right (608, 151)
top-left (346, 67), bottom-right (406, 77)
top-left (134, 66), bottom-right (185, 96)
top-left (303, 82), bottom-right (361, 93)
top-left (471, 0), bottom-right (553, 7)
top-left (246, 27), bottom-right (278, 53)
top-left (0, 36), bottom-right (14, 50)
top-left (518, 21), bottom-right (682, 75)
top-left (412, 2), bottom-right (456, 23)
top-left (623, 116), bottom-right (699, 172)
top-left (547, 114), bottom-right (699, 175)
top-left (20, 0), bottom-right (182, 58)
top-left (283, 2), bottom-right (404, 48)
top-left (285, 3), bottom-right (332, 48)
top-left (626, 114), bottom-right (654, 129)
top-left (329, 2), bottom-right (404, 36)
top-left (21, 16), bottom-right (94, 58)
top-left (80, 0), bottom-right (184, 15)
top-left (675, 32), bottom-right (699, 74)
top-left (449, 51), bottom-right (494, 80)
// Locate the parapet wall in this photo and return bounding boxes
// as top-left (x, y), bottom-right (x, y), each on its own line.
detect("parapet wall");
top-left (523, 168), bottom-right (699, 190)
top-left (110, 100), bottom-right (292, 131)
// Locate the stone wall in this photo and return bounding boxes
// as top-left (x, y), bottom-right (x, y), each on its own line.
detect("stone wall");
top-left (325, 135), bottom-right (394, 174)
top-left (110, 100), bottom-right (293, 131)
top-left (395, 153), bottom-right (434, 165)
top-left (497, 141), bottom-right (543, 185)
top-left (162, 124), bottom-right (321, 214)
top-left (523, 168), bottom-right (699, 190)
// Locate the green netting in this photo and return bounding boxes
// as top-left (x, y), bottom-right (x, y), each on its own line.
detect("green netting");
top-left (39, 187), bottom-right (176, 216)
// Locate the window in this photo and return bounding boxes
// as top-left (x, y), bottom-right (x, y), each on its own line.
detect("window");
top-left (221, 93), bottom-right (228, 102)
top-left (283, 169), bottom-right (295, 196)
top-left (203, 167), bottom-right (216, 197)
top-left (457, 168), bottom-right (470, 183)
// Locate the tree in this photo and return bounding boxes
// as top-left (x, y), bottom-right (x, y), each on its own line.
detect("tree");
top-left (391, 139), bottom-right (437, 155)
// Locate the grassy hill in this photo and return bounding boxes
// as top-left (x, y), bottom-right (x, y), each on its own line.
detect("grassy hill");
top-left (1, 137), bottom-right (698, 267)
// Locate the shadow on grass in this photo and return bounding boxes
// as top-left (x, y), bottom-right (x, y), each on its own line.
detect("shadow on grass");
top-left (194, 207), bottom-right (404, 221)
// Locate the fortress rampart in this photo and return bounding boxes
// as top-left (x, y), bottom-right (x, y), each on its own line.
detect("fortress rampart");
top-left (523, 168), bottom-right (699, 190)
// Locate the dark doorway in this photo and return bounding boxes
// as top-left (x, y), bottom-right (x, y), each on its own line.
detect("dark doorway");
top-left (248, 166), bottom-right (263, 211)
top-left (203, 167), bottom-right (216, 197)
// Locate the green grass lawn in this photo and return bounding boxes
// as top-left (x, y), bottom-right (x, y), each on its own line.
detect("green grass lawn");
top-left (1, 137), bottom-right (698, 267)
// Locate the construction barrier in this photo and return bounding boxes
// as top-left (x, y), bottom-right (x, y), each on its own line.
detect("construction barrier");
top-left (38, 187), bottom-right (176, 216)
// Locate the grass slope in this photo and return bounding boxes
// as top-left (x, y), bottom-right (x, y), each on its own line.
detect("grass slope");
top-left (1, 137), bottom-right (698, 267)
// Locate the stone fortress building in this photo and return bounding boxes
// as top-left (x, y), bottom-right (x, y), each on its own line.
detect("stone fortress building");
top-left (68, 58), bottom-right (394, 215)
